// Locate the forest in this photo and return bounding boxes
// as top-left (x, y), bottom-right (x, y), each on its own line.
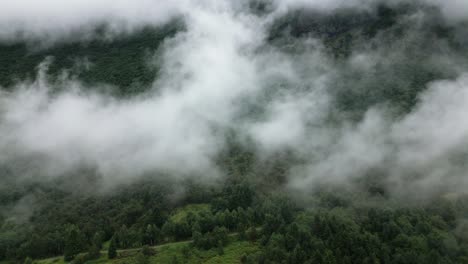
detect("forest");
top-left (2, 164), bottom-right (468, 263)
top-left (1, 1), bottom-right (468, 263)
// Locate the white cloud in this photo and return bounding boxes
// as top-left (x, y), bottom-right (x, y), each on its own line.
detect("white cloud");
top-left (0, 0), bottom-right (266, 182)
top-left (429, 0), bottom-right (468, 21)
top-left (1, 0), bottom-right (468, 197)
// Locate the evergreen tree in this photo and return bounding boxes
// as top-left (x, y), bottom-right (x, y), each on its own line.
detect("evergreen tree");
top-left (87, 232), bottom-right (103, 260)
top-left (87, 244), bottom-right (100, 260)
top-left (108, 237), bottom-right (117, 259)
top-left (116, 225), bottom-right (130, 248)
top-left (144, 224), bottom-right (161, 246)
top-left (63, 225), bottom-right (86, 261)
top-left (91, 232), bottom-right (104, 250)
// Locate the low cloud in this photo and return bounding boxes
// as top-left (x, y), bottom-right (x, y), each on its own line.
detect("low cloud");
top-left (288, 74), bottom-right (468, 198)
top-left (1, 0), bottom-right (468, 199)
top-left (0, 0), bottom-right (192, 43)
top-left (0, 2), bottom-right (264, 182)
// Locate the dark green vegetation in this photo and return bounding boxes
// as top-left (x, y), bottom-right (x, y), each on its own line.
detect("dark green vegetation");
top-left (2, 2), bottom-right (468, 264)
top-left (0, 20), bottom-right (182, 97)
top-left (268, 2), bottom-right (468, 116)
top-left (1, 173), bottom-right (468, 263)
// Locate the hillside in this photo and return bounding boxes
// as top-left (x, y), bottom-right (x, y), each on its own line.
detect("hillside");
top-left (36, 237), bottom-right (260, 264)
top-left (2, 1), bottom-right (468, 263)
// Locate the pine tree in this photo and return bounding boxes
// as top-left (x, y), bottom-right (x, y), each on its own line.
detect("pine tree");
top-left (87, 244), bottom-right (101, 260)
top-left (144, 224), bottom-right (160, 246)
top-left (92, 232), bottom-right (104, 250)
top-left (87, 232), bottom-right (103, 259)
top-left (108, 237), bottom-right (117, 259)
top-left (63, 225), bottom-right (85, 261)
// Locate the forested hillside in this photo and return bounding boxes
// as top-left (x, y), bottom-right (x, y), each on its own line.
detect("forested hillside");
top-left (1, 1), bottom-right (468, 263)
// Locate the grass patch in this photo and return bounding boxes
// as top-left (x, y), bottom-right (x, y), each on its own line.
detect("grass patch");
top-left (102, 240), bottom-right (111, 251)
top-left (151, 240), bottom-right (259, 264)
top-left (36, 237), bottom-right (258, 264)
top-left (36, 256), bottom-right (66, 264)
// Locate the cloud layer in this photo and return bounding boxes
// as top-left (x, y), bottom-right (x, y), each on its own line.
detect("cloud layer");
top-left (2, 0), bottom-right (468, 43)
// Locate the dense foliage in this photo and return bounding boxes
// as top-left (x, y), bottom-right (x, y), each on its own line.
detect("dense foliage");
top-left (268, 3), bottom-right (468, 116)
top-left (0, 20), bottom-right (182, 97)
top-left (1, 2), bottom-right (468, 264)
top-left (1, 172), bottom-right (468, 263)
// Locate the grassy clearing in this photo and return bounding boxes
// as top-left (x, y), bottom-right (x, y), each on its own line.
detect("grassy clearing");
top-left (150, 239), bottom-right (259, 264)
top-left (34, 234), bottom-right (259, 264)
top-left (34, 203), bottom-right (255, 264)
top-left (35, 237), bottom-right (258, 264)
top-left (36, 257), bottom-right (66, 264)
top-left (101, 240), bottom-right (110, 251)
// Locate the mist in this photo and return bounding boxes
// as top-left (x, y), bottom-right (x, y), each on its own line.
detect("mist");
top-left (1, 0), bottom-right (468, 200)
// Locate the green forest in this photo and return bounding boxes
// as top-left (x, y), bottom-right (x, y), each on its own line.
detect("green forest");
top-left (1, 1), bottom-right (468, 264)
top-left (2, 161), bottom-right (468, 263)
